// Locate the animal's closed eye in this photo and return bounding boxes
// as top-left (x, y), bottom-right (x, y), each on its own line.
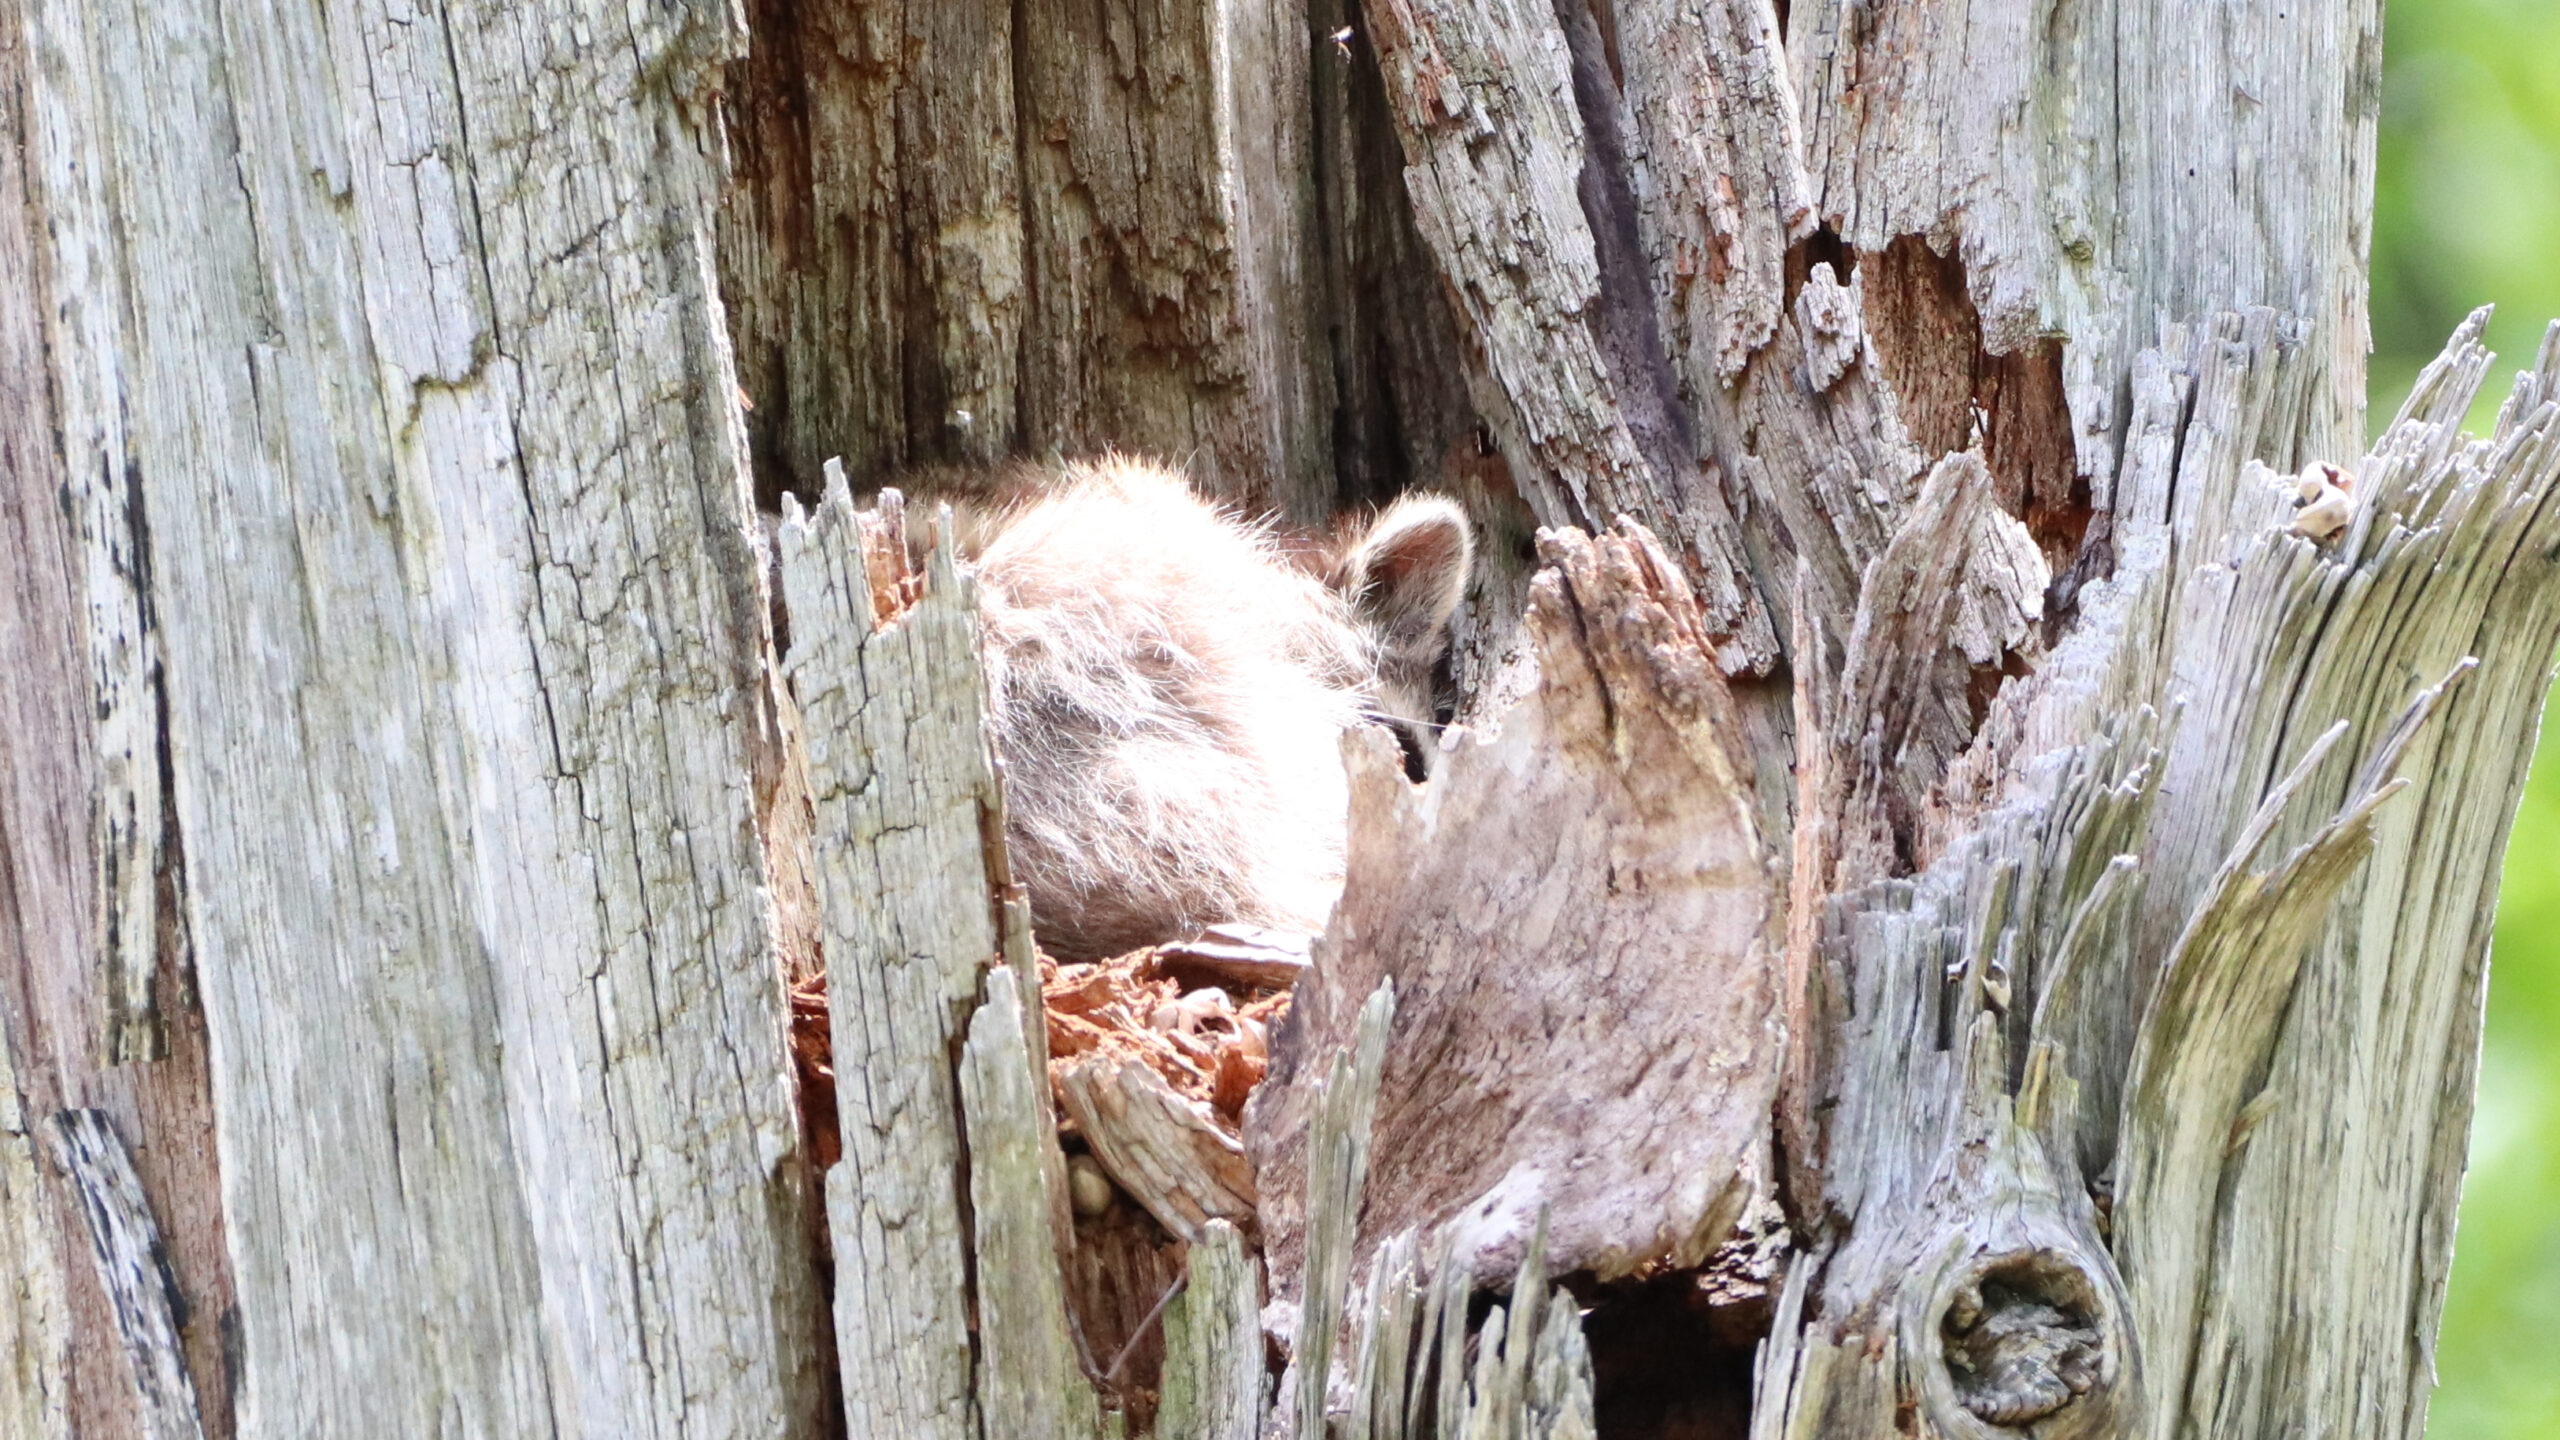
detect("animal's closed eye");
top-left (1362, 710), bottom-right (1438, 781)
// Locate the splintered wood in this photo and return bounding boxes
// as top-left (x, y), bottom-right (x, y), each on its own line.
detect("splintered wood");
top-left (1043, 927), bottom-right (1307, 1244)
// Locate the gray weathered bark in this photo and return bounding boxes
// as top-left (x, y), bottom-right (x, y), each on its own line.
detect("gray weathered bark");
top-left (2, 1), bottom-right (2544, 1439)
top-left (3, 2), bottom-right (828, 1434)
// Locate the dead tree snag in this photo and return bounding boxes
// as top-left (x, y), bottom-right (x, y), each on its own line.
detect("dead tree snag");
top-left (0, 2), bottom-right (2543, 1440)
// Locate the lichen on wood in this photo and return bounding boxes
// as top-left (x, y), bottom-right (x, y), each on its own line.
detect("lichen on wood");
top-left (1154, 1220), bottom-right (1264, 1440)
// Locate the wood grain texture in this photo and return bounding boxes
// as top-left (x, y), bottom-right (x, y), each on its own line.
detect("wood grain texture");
top-left (0, 1022), bottom-right (70, 1439)
top-left (1273, 983), bottom-right (1395, 1440)
top-left (721, 0), bottom-right (1025, 495)
top-left (964, 965), bottom-right (1106, 1440)
top-left (1014, 0), bottom-right (1328, 514)
top-left (781, 488), bottom-right (994, 1440)
top-left (1058, 1052), bottom-right (1258, 1243)
top-left (14, 0), bottom-right (181, 1075)
top-left (44, 1111), bottom-right (203, 1440)
top-left (0, 9), bottom-right (96, 1429)
top-left (721, 0), bottom-right (1334, 517)
top-left (1303, 1183), bottom-right (1601, 1438)
top-left (2110, 315), bottom-right (2560, 1440)
top-left (1357, 0), bottom-right (1777, 671)
top-left (7, 1), bottom-right (2543, 1436)
top-left (1763, 312), bottom-right (2560, 1437)
top-left (782, 484), bottom-right (1112, 1438)
top-left (15, 1), bottom-right (831, 1432)
top-left (1, 5), bottom-right (234, 1433)
top-left (1789, 0), bottom-right (2383, 474)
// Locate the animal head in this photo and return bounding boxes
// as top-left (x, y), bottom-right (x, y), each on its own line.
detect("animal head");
top-left (1330, 494), bottom-right (1475, 776)
top-left (953, 456), bottom-right (1476, 958)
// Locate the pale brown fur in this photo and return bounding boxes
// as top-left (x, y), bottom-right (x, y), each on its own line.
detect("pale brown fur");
top-left (961, 457), bottom-right (1471, 959)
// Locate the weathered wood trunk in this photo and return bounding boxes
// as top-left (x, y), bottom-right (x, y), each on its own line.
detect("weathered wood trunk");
top-left (2, 1), bottom-right (2546, 1439)
top-left (0, 3), bottom-right (831, 1434)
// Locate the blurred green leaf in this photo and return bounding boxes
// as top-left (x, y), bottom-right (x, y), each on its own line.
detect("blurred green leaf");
top-left (2376, 5), bottom-right (2560, 1437)
top-left (2375, 0), bottom-right (2560, 437)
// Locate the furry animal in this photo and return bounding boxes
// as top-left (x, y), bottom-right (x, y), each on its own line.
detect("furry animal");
top-left (964, 457), bottom-right (1472, 960)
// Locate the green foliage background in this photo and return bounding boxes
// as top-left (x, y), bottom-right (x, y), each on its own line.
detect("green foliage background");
top-left (2377, 3), bottom-right (2560, 1435)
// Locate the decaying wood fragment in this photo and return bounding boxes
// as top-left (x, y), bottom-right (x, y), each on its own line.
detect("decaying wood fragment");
top-left (6, 5), bottom-right (834, 1433)
top-left (786, 480), bottom-right (1118, 1436)
top-left (1041, 943), bottom-right (1291, 1244)
top-left (1056, 1056), bottom-right (1259, 1244)
top-left (5, 0), bottom-right (2545, 1433)
top-left (1313, 1214), bottom-right (1599, 1440)
top-left (1281, 984), bottom-right (1397, 1439)
top-left (1831, 449), bottom-right (2051, 876)
top-left (719, 0), bottom-right (1332, 517)
top-left (1791, 0), bottom-right (2380, 476)
top-left (1760, 309), bottom-right (2560, 1437)
top-left (0, 1035), bottom-right (67, 1439)
top-left (1250, 519), bottom-right (1781, 1300)
top-left (1356, 0), bottom-right (1776, 671)
top-left (1155, 925), bottom-right (1315, 992)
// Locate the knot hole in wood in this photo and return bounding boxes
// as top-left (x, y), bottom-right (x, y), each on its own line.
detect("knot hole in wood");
top-left (1935, 1249), bottom-right (2113, 1429)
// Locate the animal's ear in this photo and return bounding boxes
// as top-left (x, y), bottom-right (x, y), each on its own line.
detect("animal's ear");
top-left (1338, 494), bottom-right (1473, 663)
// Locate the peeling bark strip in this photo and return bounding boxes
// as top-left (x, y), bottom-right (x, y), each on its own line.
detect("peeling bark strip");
top-left (44, 1111), bottom-right (202, 1440)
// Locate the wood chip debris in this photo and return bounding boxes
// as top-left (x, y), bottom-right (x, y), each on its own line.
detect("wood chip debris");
top-left (1041, 926), bottom-right (1305, 1240)
top-left (788, 924), bottom-right (1303, 1243)
top-left (789, 971), bottom-right (840, 1169)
